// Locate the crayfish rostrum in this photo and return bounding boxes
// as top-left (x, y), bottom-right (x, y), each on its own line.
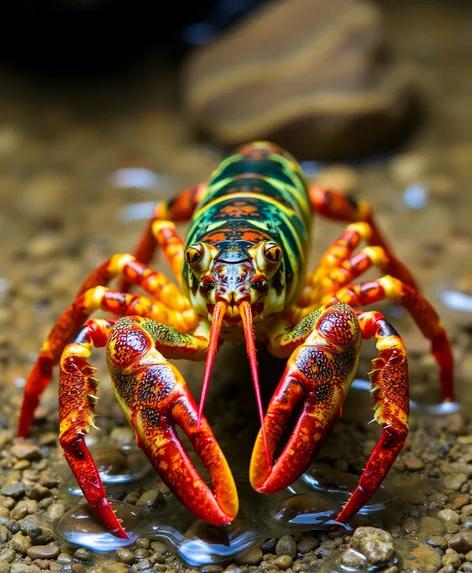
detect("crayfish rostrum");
top-left (18, 141), bottom-right (453, 537)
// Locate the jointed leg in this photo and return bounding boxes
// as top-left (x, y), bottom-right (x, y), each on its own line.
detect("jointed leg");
top-left (336, 310), bottom-right (409, 523)
top-left (18, 285), bottom-right (198, 438)
top-left (309, 185), bottom-right (387, 248)
top-left (251, 302), bottom-right (361, 493)
top-left (327, 276), bottom-right (453, 401)
top-left (120, 183), bottom-right (206, 291)
top-left (58, 318), bottom-right (126, 536)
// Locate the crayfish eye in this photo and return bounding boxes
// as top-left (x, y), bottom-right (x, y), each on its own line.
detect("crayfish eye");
top-left (185, 243), bottom-right (204, 265)
top-left (263, 242), bottom-right (283, 264)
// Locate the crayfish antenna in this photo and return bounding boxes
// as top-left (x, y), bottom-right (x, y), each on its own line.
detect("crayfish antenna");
top-left (198, 300), bottom-right (227, 431)
top-left (240, 301), bottom-right (270, 467)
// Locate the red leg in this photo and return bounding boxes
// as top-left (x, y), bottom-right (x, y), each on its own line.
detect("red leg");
top-left (328, 275), bottom-right (454, 401)
top-left (18, 286), bottom-right (198, 438)
top-left (58, 318), bottom-right (127, 537)
top-left (335, 311), bottom-right (409, 524)
top-left (119, 183), bottom-right (206, 291)
top-left (251, 302), bottom-right (361, 493)
top-left (308, 186), bottom-right (418, 290)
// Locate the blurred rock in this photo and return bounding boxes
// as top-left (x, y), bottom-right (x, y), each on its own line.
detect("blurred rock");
top-left (182, 0), bottom-right (420, 160)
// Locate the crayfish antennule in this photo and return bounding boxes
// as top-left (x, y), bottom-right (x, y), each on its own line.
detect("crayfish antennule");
top-left (240, 301), bottom-right (270, 467)
top-left (198, 300), bottom-right (227, 431)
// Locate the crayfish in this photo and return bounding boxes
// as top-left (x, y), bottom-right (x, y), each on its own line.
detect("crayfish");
top-left (18, 141), bottom-right (453, 537)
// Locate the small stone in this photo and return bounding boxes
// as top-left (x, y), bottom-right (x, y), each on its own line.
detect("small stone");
top-left (441, 549), bottom-right (461, 568)
top-left (0, 561), bottom-right (10, 573)
top-left (349, 527), bottom-right (395, 566)
top-left (0, 526), bottom-right (8, 544)
top-left (260, 538), bottom-right (277, 554)
top-left (451, 493), bottom-right (470, 510)
top-left (201, 565), bottom-right (223, 573)
top-left (438, 509), bottom-right (461, 524)
top-left (47, 504), bottom-right (66, 522)
top-left (0, 548), bottom-right (15, 562)
top-left (418, 516), bottom-right (446, 536)
top-left (116, 547), bottom-right (136, 565)
top-left (26, 485), bottom-right (50, 501)
top-left (135, 537), bottom-right (151, 549)
top-left (297, 535), bottom-right (319, 554)
top-left (427, 536), bottom-right (447, 550)
top-left (404, 456), bottom-right (425, 470)
top-left (27, 544), bottom-right (60, 560)
top-left (275, 536), bottom-right (297, 559)
top-left (235, 547), bottom-right (263, 566)
top-left (465, 549), bottom-right (472, 562)
top-left (150, 541), bottom-right (168, 554)
top-left (0, 484), bottom-right (24, 500)
top-left (74, 548), bottom-right (91, 561)
top-left (0, 507), bottom-right (9, 524)
top-left (136, 489), bottom-right (164, 509)
top-left (341, 548), bottom-right (365, 568)
top-left (274, 555), bottom-right (293, 570)
top-left (443, 473), bottom-right (468, 491)
top-left (9, 532), bottom-right (31, 555)
top-left (448, 531), bottom-right (472, 553)
top-left (462, 505), bottom-right (472, 516)
top-left (10, 443), bottom-right (41, 461)
top-left (13, 460), bottom-right (30, 471)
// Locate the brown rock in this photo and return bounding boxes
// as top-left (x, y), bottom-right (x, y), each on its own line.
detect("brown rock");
top-left (182, 0), bottom-right (419, 160)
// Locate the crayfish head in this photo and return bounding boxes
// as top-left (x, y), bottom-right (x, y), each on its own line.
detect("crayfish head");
top-left (184, 241), bottom-right (286, 325)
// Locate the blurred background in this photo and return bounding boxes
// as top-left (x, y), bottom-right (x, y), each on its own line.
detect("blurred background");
top-left (1, 0), bottom-right (471, 357)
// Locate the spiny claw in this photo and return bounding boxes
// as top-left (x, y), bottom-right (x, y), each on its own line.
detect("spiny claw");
top-left (250, 367), bottom-right (340, 493)
top-left (62, 436), bottom-right (128, 538)
top-left (133, 374), bottom-right (239, 525)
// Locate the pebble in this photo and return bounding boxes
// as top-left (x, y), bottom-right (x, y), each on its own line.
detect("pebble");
top-left (341, 548), bottom-right (365, 568)
top-left (418, 516), bottom-right (447, 536)
top-left (443, 473), bottom-right (468, 491)
top-left (274, 555), bottom-right (293, 570)
top-left (135, 489), bottom-right (164, 509)
top-left (438, 509), bottom-right (461, 524)
top-left (275, 536), bottom-right (297, 559)
top-left (74, 548), bottom-right (91, 561)
top-left (47, 503), bottom-right (66, 522)
top-left (297, 535), bottom-right (319, 553)
top-left (0, 483), bottom-right (24, 499)
top-left (404, 456), bottom-right (425, 470)
top-left (441, 549), bottom-right (461, 568)
top-left (116, 547), bottom-right (136, 565)
top-left (260, 538), bottom-right (277, 554)
top-left (9, 532), bottom-right (31, 555)
top-left (235, 547), bottom-right (263, 566)
top-left (10, 443), bottom-right (41, 461)
top-left (462, 504), bottom-right (472, 516)
top-left (451, 493), bottom-right (470, 510)
top-left (0, 548), bottom-right (15, 562)
top-left (27, 544), bottom-right (60, 560)
top-left (349, 527), bottom-right (395, 566)
top-left (448, 531), bottom-right (472, 552)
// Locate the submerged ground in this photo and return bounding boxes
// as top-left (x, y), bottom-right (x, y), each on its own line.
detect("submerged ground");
top-left (1, 1), bottom-right (472, 572)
